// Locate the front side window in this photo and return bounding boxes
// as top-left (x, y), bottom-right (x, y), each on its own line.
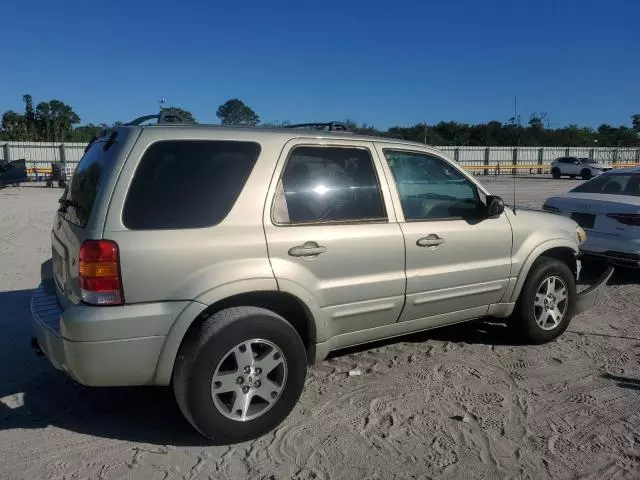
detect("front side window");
top-left (384, 150), bottom-right (482, 221)
top-left (273, 146), bottom-right (386, 224)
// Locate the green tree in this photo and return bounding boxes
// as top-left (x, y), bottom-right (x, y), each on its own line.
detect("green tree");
top-left (1, 111), bottom-right (27, 140)
top-left (161, 107), bottom-right (196, 123)
top-left (33, 100), bottom-right (80, 141)
top-left (216, 98), bottom-right (260, 125)
top-left (23, 94), bottom-right (36, 140)
top-left (632, 114), bottom-right (640, 131)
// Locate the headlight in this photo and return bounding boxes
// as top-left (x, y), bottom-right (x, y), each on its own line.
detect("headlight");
top-left (576, 226), bottom-right (587, 245)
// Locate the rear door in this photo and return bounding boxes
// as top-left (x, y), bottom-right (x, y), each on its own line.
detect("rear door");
top-left (263, 139), bottom-right (406, 339)
top-left (375, 144), bottom-right (513, 325)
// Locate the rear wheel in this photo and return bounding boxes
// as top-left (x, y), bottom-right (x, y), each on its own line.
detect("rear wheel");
top-left (510, 257), bottom-right (576, 344)
top-left (551, 167), bottom-right (561, 179)
top-left (581, 169), bottom-right (592, 180)
top-left (173, 307), bottom-right (307, 443)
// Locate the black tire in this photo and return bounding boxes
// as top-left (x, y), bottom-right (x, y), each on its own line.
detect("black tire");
top-left (510, 257), bottom-right (576, 344)
top-left (581, 169), bottom-right (592, 180)
top-left (551, 168), bottom-right (561, 179)
top-left (173, 306), bottom-right (307, 443)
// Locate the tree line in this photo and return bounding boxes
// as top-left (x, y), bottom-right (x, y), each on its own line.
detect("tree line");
top-left (1, 94), bottom-right (639, 147)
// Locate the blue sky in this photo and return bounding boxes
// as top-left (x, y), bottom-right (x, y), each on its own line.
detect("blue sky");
top-left (1, 0), bottom-right (638, 129)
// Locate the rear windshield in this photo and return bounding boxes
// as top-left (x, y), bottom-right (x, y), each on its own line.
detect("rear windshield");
top-left (122, 140), bottom-right (261, 230)
top-left (62, 140), bottom-right (119, 228)
top-left (570, 173), bottom-right (640, 196)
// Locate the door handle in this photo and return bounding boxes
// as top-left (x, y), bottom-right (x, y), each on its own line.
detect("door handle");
top-left (416, 235), bottom-right (445, 247)
top-left (288, 241), bottom-right (327, 257)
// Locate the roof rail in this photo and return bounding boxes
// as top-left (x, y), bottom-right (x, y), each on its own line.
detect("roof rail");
top-left (285, 121), bottom-right (350, 132)
top-left (124, 110), bottom-right (195, 126)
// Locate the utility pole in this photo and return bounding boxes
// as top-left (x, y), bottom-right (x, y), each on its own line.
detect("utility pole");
top-left (424, 122), bottom-right (427, 144)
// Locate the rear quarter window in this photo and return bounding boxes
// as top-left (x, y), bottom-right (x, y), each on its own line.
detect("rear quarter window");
top-left (123, 140), bottom-right (261, 230)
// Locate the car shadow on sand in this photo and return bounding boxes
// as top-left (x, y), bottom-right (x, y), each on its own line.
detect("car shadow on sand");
top-left (0, 287), bottom-right (207, 446)
top-left (601, 373), bottom-right (640, 392)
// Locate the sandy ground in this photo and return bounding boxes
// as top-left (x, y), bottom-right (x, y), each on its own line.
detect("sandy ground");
top-left (1, 177), bottom-right (639, 480)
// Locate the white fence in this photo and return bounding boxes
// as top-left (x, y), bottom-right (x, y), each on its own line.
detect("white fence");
top-left (1, 141), bottom-right (639, 179)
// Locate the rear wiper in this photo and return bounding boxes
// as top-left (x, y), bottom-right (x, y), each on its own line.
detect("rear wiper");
top-left (58, 198), bottom-right (84, 213)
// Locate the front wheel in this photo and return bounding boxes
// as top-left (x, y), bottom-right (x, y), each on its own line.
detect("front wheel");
top-left (510, 257), bottom-right (576, 344)
top-left (173, 307), bottom-right (307, 443)
top-left (581, 169), bottom-right (592, 180)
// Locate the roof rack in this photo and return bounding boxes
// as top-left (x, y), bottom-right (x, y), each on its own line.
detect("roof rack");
top-left (124, 110), bottom-right (195, 126)
top-left (285, 121), bottom-right (350, 132)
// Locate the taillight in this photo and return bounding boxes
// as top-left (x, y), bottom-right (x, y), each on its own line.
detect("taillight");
top-left (606, 213), bottom-right (640, 226)
top-left (79, 240), bottom-right (124, 305)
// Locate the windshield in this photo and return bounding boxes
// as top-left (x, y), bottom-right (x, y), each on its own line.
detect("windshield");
top-left (570, 173), bottom-right (640, 196)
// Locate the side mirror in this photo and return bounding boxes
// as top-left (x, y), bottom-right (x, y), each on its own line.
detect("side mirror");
top-left (486, 195), bottom-right (505, 217)
top-left (574, 160), bottom-right (581, 165)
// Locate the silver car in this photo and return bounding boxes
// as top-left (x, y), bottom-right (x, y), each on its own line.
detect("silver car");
top-left (31, 115), bottom-right (612, 442)
top-left (544, 166), bottom-right (640, 267)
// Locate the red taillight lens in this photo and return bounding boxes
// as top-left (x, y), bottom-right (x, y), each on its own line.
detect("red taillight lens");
top-left (606, 213), bottom-right (640, 226)
top-left (79, 240), bottom-right (123, 305)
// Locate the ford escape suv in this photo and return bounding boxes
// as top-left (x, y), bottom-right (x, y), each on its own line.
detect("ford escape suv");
top-left (32, 114), bottom-right (613, 442)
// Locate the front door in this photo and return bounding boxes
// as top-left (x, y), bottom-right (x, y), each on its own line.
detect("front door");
top-left (376, 145), bottom-right (513, 324)
top-left (263, 140), bottom-right (406, 340)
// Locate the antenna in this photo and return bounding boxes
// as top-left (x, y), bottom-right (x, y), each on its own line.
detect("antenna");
top-left (513, 96), bottom-right (518, 214)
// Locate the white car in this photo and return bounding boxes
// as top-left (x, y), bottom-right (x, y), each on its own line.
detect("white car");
top-left (543, 166), bottom-right (640, 267)
top-left (551, 157), bottom-right (612, 180)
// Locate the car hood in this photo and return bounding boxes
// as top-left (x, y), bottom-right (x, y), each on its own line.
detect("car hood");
top-left (507, 207), bottom-right (578, 234)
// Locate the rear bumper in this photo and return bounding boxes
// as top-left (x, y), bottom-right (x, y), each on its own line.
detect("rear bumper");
top-left (575, 265), bottom-right (615, 315)
top-left (31, 284), bottom-right (188, 386)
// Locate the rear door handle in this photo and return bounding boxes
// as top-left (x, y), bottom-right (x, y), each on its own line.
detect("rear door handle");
top-left (288, 241), bottom-right (327, 257)
top-left (416, 235), bottom-right (445, 247)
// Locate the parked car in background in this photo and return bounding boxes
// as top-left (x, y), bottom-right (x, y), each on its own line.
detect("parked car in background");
top-left (543, 166), bottom-right (640, 268)
top-left (551, 157), bottom-right (612, 180)
top-left (0, 159), bottom-right (28, 188)
top-left (31, 113), bottom-right (613, 443)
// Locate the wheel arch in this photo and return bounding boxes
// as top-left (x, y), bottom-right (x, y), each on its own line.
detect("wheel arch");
top-left (154, 289), bottom-right (318, 386)
top-left (509, 242), bottom-right (578, 304)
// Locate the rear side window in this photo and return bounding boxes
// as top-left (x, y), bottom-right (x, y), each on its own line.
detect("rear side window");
top-left (63, 141), bottom-right (119, 228)
top-left (273, 146), bottom-right (386, 224)
top-left (123, 140), bottom-right (260, 230)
